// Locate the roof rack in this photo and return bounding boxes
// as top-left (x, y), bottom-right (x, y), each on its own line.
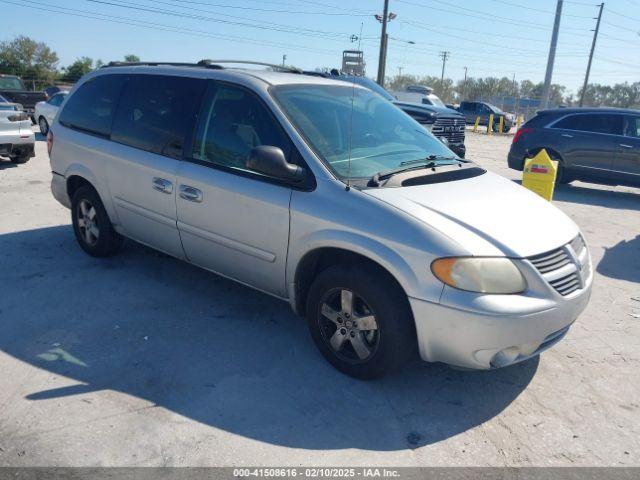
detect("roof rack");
top-left (101, 59), bottom-right (301, 73)
top-left (199, 60), bottom-right (302, 73)
top-left (102, 60), bottom-right (223, 69)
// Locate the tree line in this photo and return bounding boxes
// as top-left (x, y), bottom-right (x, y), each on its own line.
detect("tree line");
top-left (386, 74), bottom-right (640, 109)
top-left (1, 35), bottom-right (638, 109)
top-left (0, 35), bottom-right (139, 89)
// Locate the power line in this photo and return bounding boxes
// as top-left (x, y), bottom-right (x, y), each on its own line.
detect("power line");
top-left (169, 0), bottom-right (374, 16)
top-left (0, 0), bottom-right (339, 56)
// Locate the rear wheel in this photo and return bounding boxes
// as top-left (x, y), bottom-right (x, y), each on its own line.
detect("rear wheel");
top-left (38, 116), bottom-right (49, 135)
top-left (9, 153), bottom-right (30, 164)
top-left (306, 264), bottom-right (416, 379)
top-left (71, 185), bottom-right (123, 257)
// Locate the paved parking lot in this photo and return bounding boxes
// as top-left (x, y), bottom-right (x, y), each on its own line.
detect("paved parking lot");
top-left (0, 130), bottom-right (639, 467)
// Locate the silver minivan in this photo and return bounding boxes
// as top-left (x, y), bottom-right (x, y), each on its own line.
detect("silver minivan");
top-left (49, 62), bottom-right (592, 379)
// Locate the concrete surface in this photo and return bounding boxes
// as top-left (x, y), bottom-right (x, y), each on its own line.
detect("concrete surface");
top-left (0, 130), bottom-right (638, 467)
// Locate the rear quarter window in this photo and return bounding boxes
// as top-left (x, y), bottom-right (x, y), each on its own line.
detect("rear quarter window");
top-left (59, 75), bottom-right (127, 137)
top-left (553, 113), bottom-right (623, 135)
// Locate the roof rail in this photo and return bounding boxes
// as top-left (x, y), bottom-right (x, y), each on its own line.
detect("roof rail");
top-left (199, 60), bottom-right (302, 73)
top-left (101, 60), bottom-right (302, 74)
top-left (102, 61), bottom-right (223, 69)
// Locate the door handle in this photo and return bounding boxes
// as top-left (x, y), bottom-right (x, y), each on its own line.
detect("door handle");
top-left (620, 144), bottom-right (633, 149)
top-left (152, 177), bottom-right (173, 194)
top-left (179, 185), bottom-right (203, 203)
top-left (561, 134), bottom-right (573, 138)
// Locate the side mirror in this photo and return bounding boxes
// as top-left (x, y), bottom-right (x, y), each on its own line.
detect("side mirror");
top-left (247, 146), bottom-right (305, 182)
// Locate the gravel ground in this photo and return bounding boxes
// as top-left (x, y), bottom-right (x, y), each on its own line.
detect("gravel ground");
top-left (0, 129), bottom-right (638, 467)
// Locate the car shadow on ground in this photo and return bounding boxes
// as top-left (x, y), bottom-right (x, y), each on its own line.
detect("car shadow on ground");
top-left (0, 159), bottom-right (19, 170)
top-left (0, 225), bottom-right (538, 451)
top-left (597, 234), bottom-right (640, 284)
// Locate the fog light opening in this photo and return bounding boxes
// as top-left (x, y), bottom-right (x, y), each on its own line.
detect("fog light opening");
top-left (490, 346), bottom-right (520, 368)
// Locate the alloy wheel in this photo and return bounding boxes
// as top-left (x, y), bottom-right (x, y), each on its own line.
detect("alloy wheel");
top-left (318, 288), bottom-right (380, 363)
top-left (77, 199), bottom-right (100, 246)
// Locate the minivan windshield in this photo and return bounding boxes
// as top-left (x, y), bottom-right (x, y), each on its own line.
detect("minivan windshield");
top-left (272, 84), bottom-right (457, 180)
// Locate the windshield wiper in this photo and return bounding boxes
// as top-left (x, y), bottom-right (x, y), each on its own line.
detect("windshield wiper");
top-left (370, 155), bottom-right (461, 186)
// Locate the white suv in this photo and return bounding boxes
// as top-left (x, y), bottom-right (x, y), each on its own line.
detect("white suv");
top-left (49, 62), bottom-right (592, 379)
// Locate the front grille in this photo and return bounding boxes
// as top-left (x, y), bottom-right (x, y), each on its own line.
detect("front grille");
top-left (549, 272), bottom-right (581, 296)
top-left (431, 117), bottom-right (466, 143)
top-left (529, 248), bottom-right (571, 273)
top-left (527, 235), bottom-right (589, 297)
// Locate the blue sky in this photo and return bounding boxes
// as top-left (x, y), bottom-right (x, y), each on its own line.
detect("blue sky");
top-left (2, 0), bottom-right (639, 94)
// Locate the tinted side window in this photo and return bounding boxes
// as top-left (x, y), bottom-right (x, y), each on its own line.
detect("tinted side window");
top-left (192, 83), bottom-right (291, 173)
top-left (48, 94), bottom-right (64, 106)
top-left (59, 75), bottom-right (126, 136)
top-left (554, 114), bottom-right (623, 135)
top-left (624, 116), bottom-right (640, 138)
top-left (111, 75), bottom-right (206, 159)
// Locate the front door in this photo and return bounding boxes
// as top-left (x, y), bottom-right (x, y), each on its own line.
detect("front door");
top-left (106, 74), bottom-right (206, 258)
top-left (176, 82), bottom-right (293, 297)
top-left (550, 113), bottom-right (622, 179)
top-left (612, 115), bottom-right (640, 186)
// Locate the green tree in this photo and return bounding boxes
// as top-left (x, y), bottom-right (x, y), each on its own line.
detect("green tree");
top-left (124, 54), bottom-right (140, 63)
top-left (61, 57), bottom-right (94, 82)
top-left (0, 35), bottom-right (59, 90)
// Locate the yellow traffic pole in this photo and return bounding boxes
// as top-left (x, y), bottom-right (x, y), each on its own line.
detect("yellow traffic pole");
top-left (487, 114), bottom-right (494, 135)
top-left (473, 116), bottom-right (480, 132)
top-left (516, 115), bottom-right (523, 130)
top-left (498, 116), bottom-right (504, 135)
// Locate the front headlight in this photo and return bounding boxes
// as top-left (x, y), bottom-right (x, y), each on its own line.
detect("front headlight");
top-left (431, 257), bottom-right (526, 294)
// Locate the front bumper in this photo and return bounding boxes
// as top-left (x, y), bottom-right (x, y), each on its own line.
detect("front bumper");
top-left (409, 258), bottom-right (593, 369)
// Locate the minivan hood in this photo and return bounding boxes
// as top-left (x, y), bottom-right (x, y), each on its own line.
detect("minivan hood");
top-left (364, 170), bottom-right (578, 257)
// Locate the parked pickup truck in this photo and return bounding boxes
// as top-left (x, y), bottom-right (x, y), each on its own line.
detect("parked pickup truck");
top-left (0, 74), bottom-right (47, 121)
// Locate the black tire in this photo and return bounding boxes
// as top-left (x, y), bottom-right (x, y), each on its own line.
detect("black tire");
top-left (38, 116), bottom-right (49, 135)
top-left (9, 154), bottom-right (30, 164)
top-left (526, 149), bottom-right (570, 185)
top-left (306, 264), bottom-right (416, 379)
top-left (71, 185), bottom-right (123, 257)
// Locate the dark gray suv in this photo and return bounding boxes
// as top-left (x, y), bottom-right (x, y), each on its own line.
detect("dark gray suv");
top-left (508, 108), bottom-right (640, 187)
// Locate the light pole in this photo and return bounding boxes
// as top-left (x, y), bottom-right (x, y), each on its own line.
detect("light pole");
top-left (579, 2), bottom-right (604, 107)
top-left (375, 1), bottom-right (396, 87)
top-left (541, 0), bottom-right (563, 109)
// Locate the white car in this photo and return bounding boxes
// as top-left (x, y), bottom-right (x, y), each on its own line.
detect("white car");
top-left (0, 101), bottom-right (35, 164)
top-left (35, 91), bottom-right (68, 135)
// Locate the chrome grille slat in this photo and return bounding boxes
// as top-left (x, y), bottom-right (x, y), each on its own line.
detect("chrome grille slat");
top-left (528, 236), bottom-right (588, 296)
top-left (431, 117), bottom-right (466, 143)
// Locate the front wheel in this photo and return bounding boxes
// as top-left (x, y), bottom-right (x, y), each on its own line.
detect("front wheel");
top-left (71, 185), bottom-right (123, 257)
top-left (306, 265), bottom-right (416, 379)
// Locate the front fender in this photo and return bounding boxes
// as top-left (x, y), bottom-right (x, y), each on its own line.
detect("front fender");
top-left (286, 228), bottom-right (444, 313)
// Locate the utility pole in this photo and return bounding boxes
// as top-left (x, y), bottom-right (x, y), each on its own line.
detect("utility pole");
top-left (541, 0), bottom-right (563, 109)
top-left (439, 51), bottom-right (450, 85)
top-left (461, 66), bottom-right (468, 100)
top-left (376, 0), bottom-right (391, 86)
top-left (398, 66), bottom-right (403, 77)
top-left (579, 2), bottom-right (604, 107)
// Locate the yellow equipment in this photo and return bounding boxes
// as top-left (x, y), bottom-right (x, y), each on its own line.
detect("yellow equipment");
top-left (498, 116), bottom-right (504, 135)
top-left (487, 114), bottom-right (494, 135)
top-left (522, 149), bottom-right (558, 201)
top-left (473, 116), bottom-right (480, 132)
